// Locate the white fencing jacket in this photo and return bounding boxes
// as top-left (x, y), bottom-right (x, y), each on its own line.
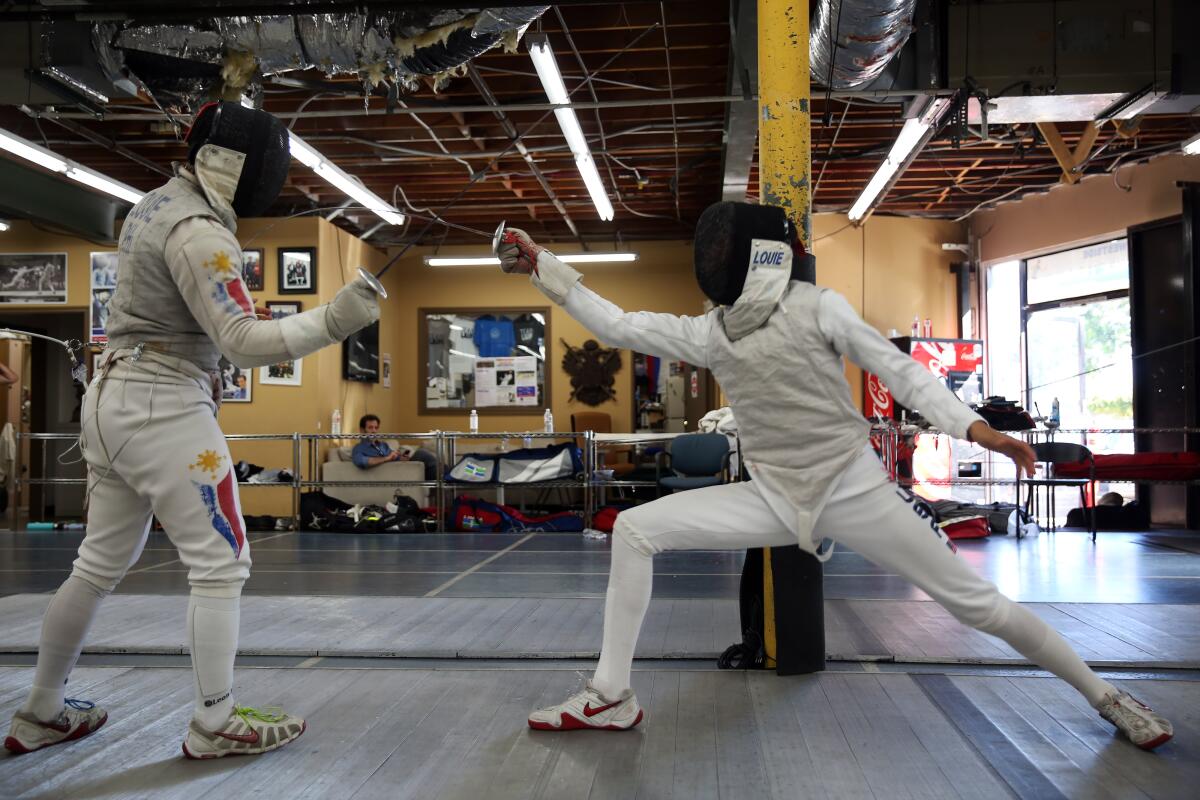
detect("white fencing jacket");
top-left (532, 251), bottom-right (983, 559)
top-left (107, 168), bottom-right (346, 373)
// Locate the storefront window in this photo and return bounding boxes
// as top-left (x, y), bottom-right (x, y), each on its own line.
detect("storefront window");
top-left (1026, 238), bottom-right (1129, 305)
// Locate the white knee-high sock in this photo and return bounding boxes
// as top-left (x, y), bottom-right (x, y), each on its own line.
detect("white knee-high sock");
top-left (592, 534), bottom-right (653, 700)
top-left (987, 598), bottom-right (1115, 706)
top-left (188, 589), bottom-right (241, 729)
top-left (21, 574), bottom-right (108, 721)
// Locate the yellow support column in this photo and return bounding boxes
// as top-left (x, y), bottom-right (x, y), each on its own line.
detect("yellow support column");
top-left (758, 0), bottom-right (812, 249)
top-left (757, 0), bottom-right (825, 675)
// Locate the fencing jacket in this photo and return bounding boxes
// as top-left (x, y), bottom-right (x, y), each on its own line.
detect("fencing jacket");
top-left (106, 169), bottom-right (336, 373)
top-left (534, 251), bottom-right (983, 559)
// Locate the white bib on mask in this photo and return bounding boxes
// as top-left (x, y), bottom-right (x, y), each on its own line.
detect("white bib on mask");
top-left (720, 238), bottom-right (792, 341)
top-left (193, 144), bottom-right (245, 230)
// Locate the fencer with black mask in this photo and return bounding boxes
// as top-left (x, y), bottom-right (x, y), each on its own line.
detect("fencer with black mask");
top-left (494, 201), bottom-right (1173, 750)
top-left (6, 101), bottom-right (381, 759)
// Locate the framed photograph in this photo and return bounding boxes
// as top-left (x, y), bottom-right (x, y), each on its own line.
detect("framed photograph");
top-left (90, 252), bottom-right (118, 289)
top-left (278, 247), bottom-right (316, 294)
top-left (241, 249), bottom-right (264, 291)
top-left (265, 300), bottom-right (301, 319)
top-left (382, 353), bottom-right (392, 389)
top-left (218, 356), bottom-right (252, 402)
top-left (90, 288), bottom-right (114, 344)
top-left (260, 358), bottom-right (302, 387)
top-left (0, 253), bottom-right (67, 304)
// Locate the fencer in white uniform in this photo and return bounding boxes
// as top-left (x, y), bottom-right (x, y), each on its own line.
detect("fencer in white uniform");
top-left (496, 202), bottom-right (1173, 751)
top-left (5, 101), bottom-right (381, 759)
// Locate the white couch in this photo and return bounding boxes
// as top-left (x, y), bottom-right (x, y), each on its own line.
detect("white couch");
top-left (321, 447), bottom-right (430, 508)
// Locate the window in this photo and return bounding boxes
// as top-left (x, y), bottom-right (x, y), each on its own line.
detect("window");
top-left (984, 239), bottom-right (1134, 519)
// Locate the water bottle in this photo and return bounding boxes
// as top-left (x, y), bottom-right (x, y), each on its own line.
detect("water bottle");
top-left (331, 409), bottom-right (342, 436)
top-left (523, 433), bottom-right (533, 449)
top-left (911, 315), bottom-right (920, 337)
top-left (543, 408), bottom-right (554, 433)
top-left (469, 409), bottom-right (479, 433)
top-left (1050, 397), bottom-right (1060, 428)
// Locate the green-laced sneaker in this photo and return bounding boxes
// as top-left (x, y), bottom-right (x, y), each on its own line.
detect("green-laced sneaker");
top-left (5, 699), bottom-right (108, 755)
top-left (182, 705), bottom-right (305, 760)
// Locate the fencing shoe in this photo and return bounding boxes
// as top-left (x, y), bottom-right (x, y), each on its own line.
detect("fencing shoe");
top-left (528, 681), bottom-right (643, 731)
top-left (182, 704), bottom-right (306, 759)
top-left (1096, 690), bottom-right (1173, 751)
top-left (5, 698), bottom-right (108, 754)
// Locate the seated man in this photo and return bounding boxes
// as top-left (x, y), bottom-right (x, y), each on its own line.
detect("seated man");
top-left (351, 414), bottom-right (437, 480)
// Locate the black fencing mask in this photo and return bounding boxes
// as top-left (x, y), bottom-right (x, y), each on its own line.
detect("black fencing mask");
top-left (693, 201), bottom-right (815, 306)
top-left (186, 101), bottom-right (290, 218)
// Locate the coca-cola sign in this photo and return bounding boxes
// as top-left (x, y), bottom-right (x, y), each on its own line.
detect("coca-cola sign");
top-left (865, 372), bottom-right (893, 418)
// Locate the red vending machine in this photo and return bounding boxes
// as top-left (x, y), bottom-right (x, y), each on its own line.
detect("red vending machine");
top-left (865, 337), bottom-right (985, 500)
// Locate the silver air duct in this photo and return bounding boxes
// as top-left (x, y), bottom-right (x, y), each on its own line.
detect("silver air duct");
top-left (810, 0), bottom-right (916, 89)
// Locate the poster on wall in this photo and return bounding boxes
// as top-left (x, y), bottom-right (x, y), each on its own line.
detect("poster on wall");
top-left (218, 356), bottom-right (252, 402)
top-left (241, 249), bottom-right (264, 291)
top-left (89, 252), bottom-right (118, 343)
top-left (474, 355), bottom-right (538, 407)
top-left (382, 353), bottom-right (392, 389)
top-left (0, 253), bottom-right (67, 304)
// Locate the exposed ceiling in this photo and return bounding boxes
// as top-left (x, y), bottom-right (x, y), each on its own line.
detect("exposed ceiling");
top-left (0, 1), bottom-right (1197, 248)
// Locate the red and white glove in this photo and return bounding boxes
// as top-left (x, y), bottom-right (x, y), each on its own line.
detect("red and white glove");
top-left (495, 227), bottom-right (545, 275)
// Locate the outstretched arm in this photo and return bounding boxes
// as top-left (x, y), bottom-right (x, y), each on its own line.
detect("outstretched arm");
top-left (165, 217), bottom-right (379, 368)
top-left (817, 289), bottom-right (1034, 476)
top-left (497, 227), bottom-right (714, 366)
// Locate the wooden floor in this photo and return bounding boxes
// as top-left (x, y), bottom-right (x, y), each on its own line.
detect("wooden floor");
top-left (1, 665), bottom-right (1196, 800)
top-left (2, 594), bottom-right (1199, 667)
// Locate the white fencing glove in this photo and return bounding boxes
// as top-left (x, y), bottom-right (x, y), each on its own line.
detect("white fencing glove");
top-left (327, 274), bottom-right (381, 339)
top-left (496, 227), bottom-right (545, 275)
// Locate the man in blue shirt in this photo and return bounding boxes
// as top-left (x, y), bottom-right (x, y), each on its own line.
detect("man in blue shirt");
top-left (351, 415), bottom-right (437, 479)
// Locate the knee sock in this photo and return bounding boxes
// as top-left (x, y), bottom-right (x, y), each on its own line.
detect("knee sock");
top-left (21, 574), bottom-right (108, 721)
top-left (188, 588), bottom-right (241, 729)
top-left (986, 597), bottom-right (1115, 707)
top-left (591, 534), bottom-right (653, 700)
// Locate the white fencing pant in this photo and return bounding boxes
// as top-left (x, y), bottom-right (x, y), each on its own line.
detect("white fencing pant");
top-left (22, 357), bottom-right (250, 728)
top-left (592, 448), bottom-right (1114, 707)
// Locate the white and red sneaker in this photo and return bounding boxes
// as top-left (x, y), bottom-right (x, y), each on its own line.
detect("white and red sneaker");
top-left (4, 698), bottom-right (108, 755)
top-left (1096, 690), bottom-right (1173, 751)
top-left (528, 681), bottom-right (643, 731)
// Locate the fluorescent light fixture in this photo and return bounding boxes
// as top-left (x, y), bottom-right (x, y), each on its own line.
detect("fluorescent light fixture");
top-left (449, 349), bottom-right (477, 359)
top-left (1185, 133), bottom-right (1200, 156)
top-left (287, 131), bottom-right (404, 226)
top-left (517, 345), bottom-right (544, 360)
top-left (848, 98), bottom-right (951, 222)
top-left (425, 252), bottom-right (638, 267)
top-left (0, 220), bottom-right (9, 232)
top-left (0, 127), bottom-right (144, 205)
top-left (528, 35), bottom-right (614, 221)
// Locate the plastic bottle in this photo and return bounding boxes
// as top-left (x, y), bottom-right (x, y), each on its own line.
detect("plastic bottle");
top-left (331, 409), bottom-right (342, 436)
top-left (1050, 397), bottom-right (1061, 428)
top-left (469, 409), bottom-right (479, 433)
top-left (523, 433), bottom-right (533, 449)
top-left (923, 318), bottom-right (932, 338)
top-left (911, 315), bottom-right (921, 337)
top-left (543, 407), bottom-right (554, 433)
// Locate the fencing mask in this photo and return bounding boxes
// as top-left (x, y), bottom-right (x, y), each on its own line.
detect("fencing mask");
top-left (186, 101), bottom-right (290, 218)
top-left (693, 201), bottom-right (815, 306)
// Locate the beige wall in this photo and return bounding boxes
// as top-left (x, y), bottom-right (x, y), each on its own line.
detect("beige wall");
top-left (1, 211), bottom-right (962, 516)
top-left (971, 153), bottom-right (1198, 264)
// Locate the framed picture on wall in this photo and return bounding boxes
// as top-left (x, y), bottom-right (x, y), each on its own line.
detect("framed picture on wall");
top-left (241, 249), bottom-right (264, 291)
top-left (278, 247), bottom-right (316, 294)
top-left (260, 358), bottom-right (302, 387)
top-left (89, 252), bottom-right (118, 343)
top-left (218, 356), bottom-right (252, 402)
top-left (0, 253), bottom-right (67, 304)
top-left (266, 300), bottom-right (301, 319)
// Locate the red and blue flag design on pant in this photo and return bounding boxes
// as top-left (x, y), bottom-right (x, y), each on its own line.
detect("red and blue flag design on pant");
top-left (195, 469), bottom-right (246, 558)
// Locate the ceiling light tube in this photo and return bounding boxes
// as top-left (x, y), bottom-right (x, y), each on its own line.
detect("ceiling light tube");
top-left (848, 98), bottom-right (951, 222)
top-left (287, 130), bottom-right (404, 226)
top-left (528, 35), bottom-right (614, 222)
top-left (1184, 132), bottom-right (1200, 156)
top-left (0, 220), bottom-right (10, 232)
top-left (0, 127), bottom-right (143, 205)
top-left (425, 252), bottom-right (637, 267)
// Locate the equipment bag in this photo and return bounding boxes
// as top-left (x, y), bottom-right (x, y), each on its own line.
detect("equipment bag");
top-left (446, 442), bottom-right (583, 484)
top-left (450, 494), bottom-right (584, 532)
top-left (939, 516), bottom-right (990, 539)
